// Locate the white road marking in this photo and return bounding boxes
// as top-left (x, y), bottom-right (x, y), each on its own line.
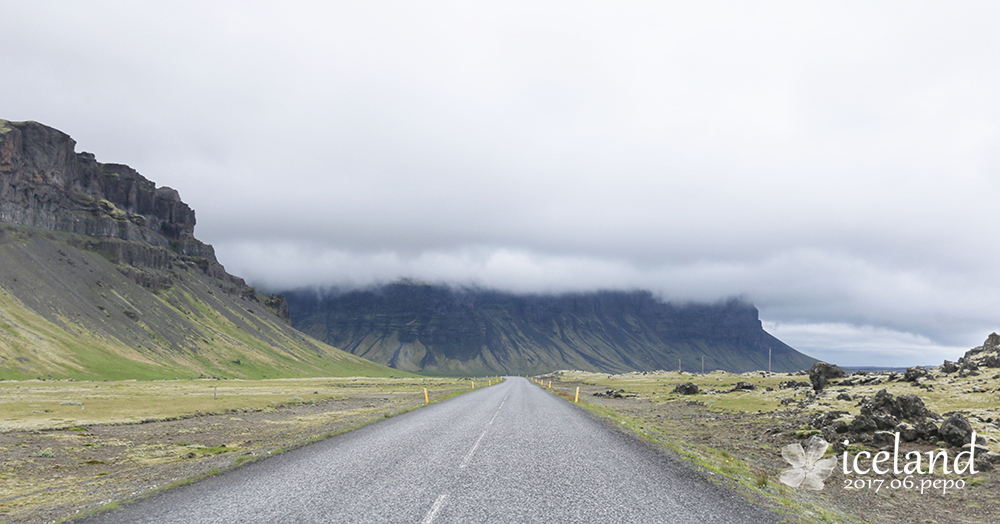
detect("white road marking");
top-left (421, 494), bottom-right (449, 524)
top-left (460, 428), bottom-right (489, 468)
top-left (489, 411), bottom-right (500, 425)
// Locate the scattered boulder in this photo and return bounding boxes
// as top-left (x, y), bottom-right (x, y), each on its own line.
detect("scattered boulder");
top-left (939, 413), bottom-right (974, 447)
top-left (958, 368), bottom-right (980, 378)
top-left (962, 442), bottom-right (990, 455)
top-left (810, 410), bottom-right (848, 430)
top-left (836, 393), bottom-right (852, 401)
top-left (895, 423), bottom-right (918, 442)
top-left (904, 366), bottom-right (929, 382)
top-left (672, 382), bottom-right (699, 395)
top-left (840, 371), bottom-right (885, 387)
top-left (959, 358), bottom-right (979, 371)
top-left (872, 412), bottom-right (900, 431)
top-left (916, 420), bottom-right (939, 441)
top-left (731, 381), bottom-right (757, 391)
top-left (873, 431), bottom-right (896, 448)
top-left (779, 380), bottom-right (810, 389)
top-left (861, 390), bottom-right (900, 419)
top-left (593, 389), bottom-right (634, 398)
top-left (942, 360), bottom-right (959, 373)
top-left (809, 362), bottom-right (846, 391)
top-left (837, 390), bottom-right (939, 437)
top-left (849, 415), bottom-right (878, 433)
top-left (895, 394), bottom-right (932, 421)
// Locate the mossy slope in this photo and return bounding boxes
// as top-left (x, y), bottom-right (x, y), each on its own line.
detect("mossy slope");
top-left (0, 225), bottom-right (404, 380)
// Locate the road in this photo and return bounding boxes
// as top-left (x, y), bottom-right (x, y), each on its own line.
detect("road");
top-left (75, 377), bottom-right (780, 523)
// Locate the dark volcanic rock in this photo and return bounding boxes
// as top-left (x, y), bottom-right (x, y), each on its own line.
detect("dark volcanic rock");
top-left (942, 360), bottom-right (959, 373)
top-left (672, 382), bottom-right (699, 395)
top-left (809, 362), bottom-right (846, 391)
top-left (896, 423), bottom-right (918, 442)
top-left (843, 389), bottom-right (938, 438)
top-left (810, 410), bottom-right (848, 430)
top-left (939, 413), bottom-right (974, 448)
top-left (916, 420), bottom-right (940, 441)
top-left (849, 415), bottom-right (878, 433)
top-left (904, 366), bottom-right (929, 382)
top-left (895, 394), bottom-right (931, 421)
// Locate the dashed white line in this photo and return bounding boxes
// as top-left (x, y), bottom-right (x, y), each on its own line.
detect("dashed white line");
top-left (421, 494), bottom-right (449, 524)
top-left (460, 428), bottom-right (489, 468)
top-left (489, 411), bottom-right (500, 425)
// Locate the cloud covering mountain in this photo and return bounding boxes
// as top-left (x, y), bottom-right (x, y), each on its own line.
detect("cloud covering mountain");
top-left (3, 2), bottom-right (998, 365)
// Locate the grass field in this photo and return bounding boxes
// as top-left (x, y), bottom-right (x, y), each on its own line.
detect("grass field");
top-left (0, 376), bottom-right (502, 523)
top-left (0, 376), bottom-right (489, 431)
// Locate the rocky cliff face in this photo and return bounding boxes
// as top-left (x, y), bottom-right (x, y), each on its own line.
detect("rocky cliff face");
top-left (1, 120), bottom-right (197, 251)
top-left (0, 119), bottom-right (398, 380)
top-left (285, 283), bottom-right (818, 376)
top-left (0, 119), bottom-right (285, 317)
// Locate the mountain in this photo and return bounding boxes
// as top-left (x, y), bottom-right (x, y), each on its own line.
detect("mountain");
top-left (0, 119), bottom-right (401, 380)
top-left (284, 282), bottom-right (817, 376)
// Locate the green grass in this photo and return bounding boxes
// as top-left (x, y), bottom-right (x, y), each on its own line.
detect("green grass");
top-left (0, 375), bottom-right (496, 431)
top-left (0, 228), bottom-right (415, 382)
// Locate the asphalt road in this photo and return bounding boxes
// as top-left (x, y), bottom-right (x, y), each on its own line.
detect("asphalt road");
top-left (75, 377), bottom-right (781, 523)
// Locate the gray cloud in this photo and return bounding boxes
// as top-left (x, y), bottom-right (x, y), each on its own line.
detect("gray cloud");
top-left (2, 1), bottom-right (999, 365)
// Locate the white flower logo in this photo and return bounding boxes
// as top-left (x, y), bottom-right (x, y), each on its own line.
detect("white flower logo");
top-left (779, 435), bottom-right (837, 490)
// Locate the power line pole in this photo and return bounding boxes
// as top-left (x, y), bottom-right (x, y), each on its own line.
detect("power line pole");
top-left (701, 355), bottom-right (705, 374)
top-left (768, 348), bottom-right (772, 375)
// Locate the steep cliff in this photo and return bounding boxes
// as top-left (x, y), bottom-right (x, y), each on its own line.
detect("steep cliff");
top-left (0, 119), bottom-right (399, 380)
top-left (285, 282), bottom-right (817, 376)
top-left (0, 119), bottom-right (255, 296)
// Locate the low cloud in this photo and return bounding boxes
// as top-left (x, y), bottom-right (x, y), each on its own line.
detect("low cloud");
top-left (3, 2), bottom-right (999, 365)
top-left (762, 322), bottom-right (969, 368)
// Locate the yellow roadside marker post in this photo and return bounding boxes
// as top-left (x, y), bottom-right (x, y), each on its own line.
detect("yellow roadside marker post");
top-left (548, 381), bottom-right (551, 388)
top-left (424, 388), bottom-right (429, 404)
top-left (472, 381), bottom-right (475, 389)
top-left (575, 387), bottom-right (580, 403)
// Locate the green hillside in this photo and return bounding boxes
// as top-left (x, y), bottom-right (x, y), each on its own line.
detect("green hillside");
top-left (0, 225), bottom-right (403, 380)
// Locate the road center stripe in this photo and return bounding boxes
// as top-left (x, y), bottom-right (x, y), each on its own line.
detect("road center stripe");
top-left (421, 494), bottom-right (448, 524)
top-left (460, 428), bottom-right (489, 468)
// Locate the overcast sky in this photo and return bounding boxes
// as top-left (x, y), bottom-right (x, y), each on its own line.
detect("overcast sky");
top-left (3, 2), bottom-right (999, 366)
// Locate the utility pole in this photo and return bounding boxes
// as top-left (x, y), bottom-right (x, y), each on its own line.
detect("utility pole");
top-left (701, 355), bottom-right (705, 374)
top-left (768, 348), bottom-right (772, 375)
top-left (678, 357), bottom-right (681, 373)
